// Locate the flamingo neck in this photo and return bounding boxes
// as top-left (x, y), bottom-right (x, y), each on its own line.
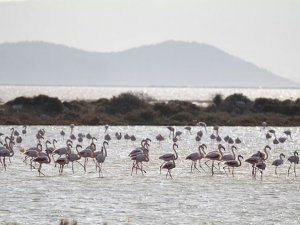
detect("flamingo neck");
top-left (264, 148), bottom-right (269, 160)
top-left (218, 146), bottom-right (224, 157)
top-left (231, 147), bottom-right (236, 160)
top-left (238, 156), bottom-right (242, 166)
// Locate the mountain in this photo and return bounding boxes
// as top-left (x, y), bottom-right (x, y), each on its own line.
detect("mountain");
top-left (0, 41), bottom-right (298, 87)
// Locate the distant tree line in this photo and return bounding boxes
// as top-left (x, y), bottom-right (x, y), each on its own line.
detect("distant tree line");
top-left (0, 92), bottom-right (300, 126)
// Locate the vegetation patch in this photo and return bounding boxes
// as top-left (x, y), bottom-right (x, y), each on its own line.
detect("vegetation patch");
top-left (1, 92), bottom-right (299, 126)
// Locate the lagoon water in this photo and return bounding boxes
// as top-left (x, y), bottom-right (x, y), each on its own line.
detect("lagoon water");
top-left (1, 125), bottom-right (300, 224)
top-left (0, 85), bottom-right (300, 103)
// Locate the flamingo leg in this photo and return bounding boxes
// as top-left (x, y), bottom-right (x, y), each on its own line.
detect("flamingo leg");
top-left (3, 157), bottom-right (6, 171)
top-left (193, 163), bottom-right (201, 173)
top-left (160, 163), bottom-right (164, 174)
top-left (223, 166), bottom-right (228, 176)
top-left (23, 156), bottom-right (28, 163)
top-left (98, 163), bottom-right (103, 177)
top-left (84, 158), bottom-right (87, 172)
top-left (140, 163), bottom-right (144, 175)
top-left (294, 164), bottom-right (297, 177)
top-left (205, 160), bottom-right (211, 169)
top-left (211, 161), bottom-right (214, 176)
top-left (217, 162), bottom-right (221, 170)
top-left (37, 164), bottom-right (45, 176)
top-left (198, 161), bottom-right (205, 172)
top-left (288, 162), bottom-right (292, 176)
top-left (72, 162), bottom-right (74, 174)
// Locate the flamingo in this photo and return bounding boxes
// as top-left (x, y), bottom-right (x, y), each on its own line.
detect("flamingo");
top-left (272, 153), bottom-right (285, 175)
top-left (104, 124), bottom-right (109, 133)
top-left (219, 145), bottom-right (237, 172)
top-left (60, 130), bottom-right (65, 140)
top-left (287, 151), bottom-right (299, 177)
top-left (156, 134), bottom-right (165, 145)
top-left (104, 134), bottom-right (111, 142)
top-left (115, 132), bottom-right (122, 141)
top-left (124, 133), bottom-right (131, 142)
top-left (245, 156), bottom-right (260, 177)
top-left (195, 135), bottom-right (201, 143)
top-left (216, 135), bottom-right (222, 142)
top-left (68, 144), bottom-right (84, 174)
top-left (204, 144), bottom-right (224, 175)
top-left (94, 141), bottom-right (109, 158)
top-left (196, 121), bottom-right (207, 133)
top-left (245, 145), bottom-right (270, 177)
top-left (128, 139), bottom-right (151, 158)
top-left (55, 156), bottom-right (69, 175)
top-left (283, 129), bottom-right (292, 140)
top-left (0, 137), bottom-right (14, 171)
top-left (166, 126), bottom-right (175, 138)
top-left (235, 138), bottom-right (242, 144)
top-left (223, 155), bottom-right (243, 177)
top-left (45, 139), bottom-right (57, 161)
top-left (131, 145), bottom-right (149, 175)
top-left (129, 139), bottom-right (151, 175)
top-left (86, 133), bottom-right (92, 142)
top-left (251, 145), bottom-right (271, 160)
top-left (159, 143), bottom-right (178, 174)
top-left (79, 143), bottom-right (95, 172)
top-left (33, 148), bottom-right (51, 176)
top-left (70, 133), bottom-right (77, 141)
top-left (130, 135), bottom-right (137, 142)
top-left (23, 143), bottom-right (42, 170)
top-left (197, 130), bottom-right (204, 138)
top-left (255, 160), bottom-right (267, 180)
top-left (222, 145), bottom-right (237, 161)
top-left (162, 159), bottom-right (176, 179)
top-left (184, 126), bottom-right (192, 134)
top-left (95, 143), bottom-right (108, 177)
top-left (261, 121), bottom-right (267, 129)
top-left (185, 144), bottom-right (206, 172)
top-left (22, 125), bottom-right (27, 135)
top-left (53, 140), bottom-right (72, 159)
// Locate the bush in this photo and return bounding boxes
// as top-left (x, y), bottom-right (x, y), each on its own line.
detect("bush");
top-left (105, 92), bottom-right (145, 114)
top-left (6, 95), bottom-right (64, 115)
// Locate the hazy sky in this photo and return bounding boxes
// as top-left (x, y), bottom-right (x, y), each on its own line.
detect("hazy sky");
top-left (0, 0), bottom-right (299, 82)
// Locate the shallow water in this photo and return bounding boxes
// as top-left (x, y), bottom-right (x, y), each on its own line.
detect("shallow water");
top-left (1, 125), bottom-right (300, 224)
top-left (0, 85), bottom-right (300, 103)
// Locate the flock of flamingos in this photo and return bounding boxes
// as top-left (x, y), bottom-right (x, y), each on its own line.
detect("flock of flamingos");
top-left (0, 122), bottom-right (298, 180)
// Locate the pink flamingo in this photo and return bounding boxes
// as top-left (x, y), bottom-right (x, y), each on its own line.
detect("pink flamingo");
top-left (162, 159), bottom-right (176, 179)
top-left (159, 143), bottom-right (178, 174)
top-left (223, 155), bottom-right (243, 177)
top-left (33, 148), bottom-right (51, 176)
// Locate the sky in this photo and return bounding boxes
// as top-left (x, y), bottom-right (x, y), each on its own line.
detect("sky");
top-left (0, 0), bottom-right (299, 83)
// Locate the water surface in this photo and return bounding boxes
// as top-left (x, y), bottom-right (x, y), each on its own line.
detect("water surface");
top-left (1, 85), bottom-right (300, 103)
top-left (0, 125), bottom-right (300, 224)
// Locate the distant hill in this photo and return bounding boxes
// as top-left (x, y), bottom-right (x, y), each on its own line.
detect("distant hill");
top-left (0, 41), bottom-right (298, 87)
